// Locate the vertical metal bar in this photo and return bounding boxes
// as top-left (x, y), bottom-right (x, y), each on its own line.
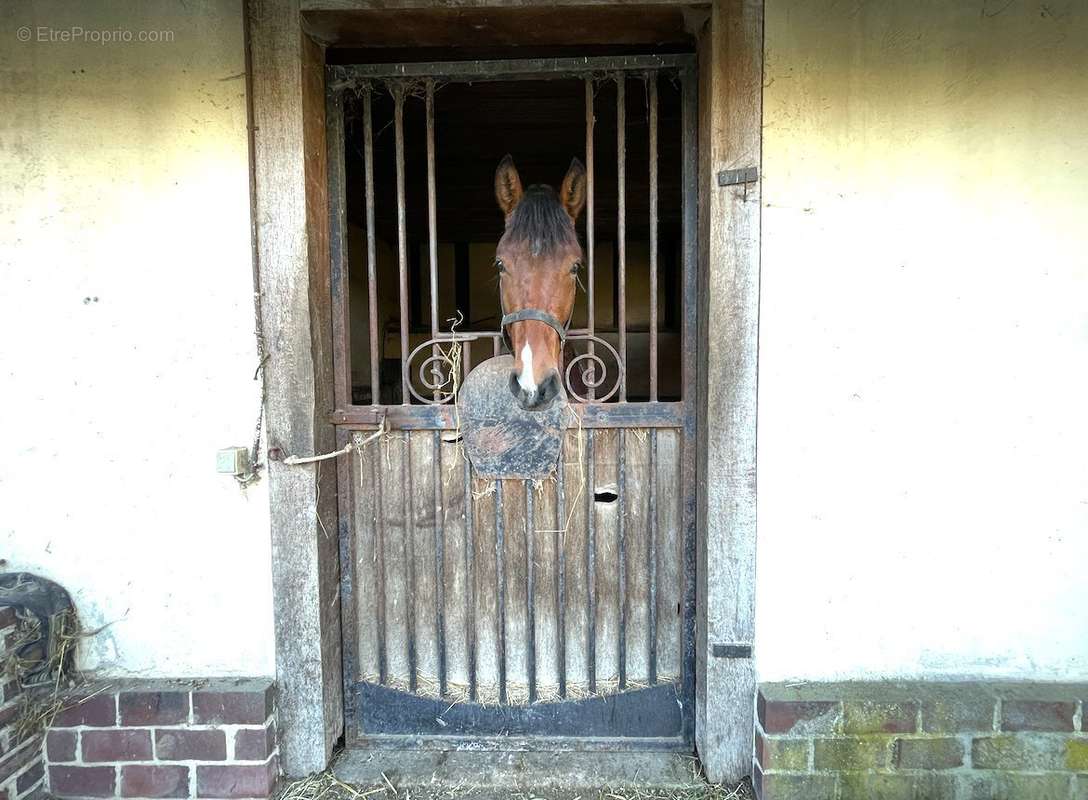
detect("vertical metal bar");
top-left (648, 74), bottom-right (659, 402)
top-left (586, 431), bottom-right (596, 693)
top-left (495, 480), bottom-right (507, 704)
top-left (648, 429), bottom-right (658, 684)
top-left (679, 65), bottom-right (700, 746)
top-left (371, 438), bottom-right (389, 684)
top-left (463, 454), bottom-right (477, 701)
top-left (525, 481), bottom-right (537, 703)
top-left (555, 436), bottom-right (567, 698)
top-left (493, 336), bottom-right (501, 357)
top-left (393, 84), bottom-right (410, 403)
top-left (616, 74), bottom-right (627, 403)
top-left (617, 429), bottom-right (627, 689)
top-left (584, 78), bottom-right (596, 400)
top-left (326, 89), bottom-right (351, 410)
top-left (402, 434), bottom-right (417, 691)
top-left (426, 81), bottom-right (439, 338)
top-left (363, 89), bottom-right (380, 404)
top-left (432, 431), bottom-right (446, 696)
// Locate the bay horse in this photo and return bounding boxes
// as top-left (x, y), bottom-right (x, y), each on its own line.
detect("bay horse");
top-left (494, 154), bottom-right (586, 410)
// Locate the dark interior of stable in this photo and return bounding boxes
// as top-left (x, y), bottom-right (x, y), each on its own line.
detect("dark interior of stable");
top-left (325, 10), bottom-right (696, 405)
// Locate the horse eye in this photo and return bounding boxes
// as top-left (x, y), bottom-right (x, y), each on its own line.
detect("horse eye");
top-left (571, 261), bottom-right (582, 275)
top-left (495, 258), bottom-right (505, 273)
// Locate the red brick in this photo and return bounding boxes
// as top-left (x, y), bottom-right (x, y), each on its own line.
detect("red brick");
top-left (233, 724), bottom-right (275, 761)
top-left (192, 689), bottom-right (271, 725)
top-left (843, 701), bottom-right (917, 734)
top-left (46, 730), bottom-right (77, 762)
top-left (82, 730), bottom-right (152, 762)
top-left (196, 759), bottom-right (278, 799)
top-left (1001, 700), bottom-right (1075, 731)
top-left (16, 761), bottom-right (44, 794)
top-left (0, 738), bottom-right (43, 784)
top-left (2, 681), bottom-right (20, 705)
top-left (119, 691), bottom-right (188, 726)
top-left (49, 766), bottom-right (116, 799)
top-left (758, 694), bottom-right (840, 735)
top-left (121, 765), bottom-right (190, 799)
top-left (52, 694), bottom-right (116, 728)
top-left (155, 729), bottom-right (226, 761)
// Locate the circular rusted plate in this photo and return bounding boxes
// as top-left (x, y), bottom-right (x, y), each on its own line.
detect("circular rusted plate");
top-left (459, 355), bottom-right (566, 480)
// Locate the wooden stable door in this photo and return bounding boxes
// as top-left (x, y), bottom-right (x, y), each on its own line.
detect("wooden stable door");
top-left (327, 54), bottom-right (699, 750)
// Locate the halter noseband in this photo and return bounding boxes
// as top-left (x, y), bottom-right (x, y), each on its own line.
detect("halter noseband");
top-left (500, 308), bottom-right (570, 345)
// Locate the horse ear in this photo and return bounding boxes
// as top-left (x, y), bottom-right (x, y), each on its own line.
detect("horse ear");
top-left (560, 157), bottom-right (587, 221)
top-left (494, 155), bottom-right (523, 216)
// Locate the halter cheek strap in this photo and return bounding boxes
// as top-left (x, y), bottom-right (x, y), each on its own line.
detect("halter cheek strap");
top-left (500, 308), bottom-right (570, 343)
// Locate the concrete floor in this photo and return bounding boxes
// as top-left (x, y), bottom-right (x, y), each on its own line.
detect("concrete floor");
top-left (274, 749), bottom-right (754, 800)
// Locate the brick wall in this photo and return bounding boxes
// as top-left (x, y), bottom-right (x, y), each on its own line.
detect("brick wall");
top-left (45, 679), bottom-right (278, 800)
top-left (0, 606), bottom-right (46, 800)
top-left (755, 681), bottom-right (1088, 800)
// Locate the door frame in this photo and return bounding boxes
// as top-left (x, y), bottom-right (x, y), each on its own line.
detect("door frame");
top-left (246, 0), bottom-right (762, 783)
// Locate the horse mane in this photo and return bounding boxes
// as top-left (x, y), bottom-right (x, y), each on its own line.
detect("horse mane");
top-left (505, 184), bottom-right (578, 258)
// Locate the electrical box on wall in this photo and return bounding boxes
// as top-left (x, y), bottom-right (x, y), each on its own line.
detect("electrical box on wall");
top-left (216, 447), bottom-right (250, 476)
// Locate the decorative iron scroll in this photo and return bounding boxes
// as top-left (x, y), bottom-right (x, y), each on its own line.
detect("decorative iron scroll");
top-left (404, 332), bottom-right (624, 405)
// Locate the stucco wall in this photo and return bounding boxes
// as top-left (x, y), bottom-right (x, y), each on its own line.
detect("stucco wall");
top-left (757, 0), bottom-right (1088, 680)
top-left (0, 1), bottom-right (273, 676)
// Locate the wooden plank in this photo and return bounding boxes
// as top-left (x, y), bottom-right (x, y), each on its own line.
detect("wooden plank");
top-left (409, 431), bottom-right (439, 688)
top-left (695, 0), bottom-right (763, 783)
top-left (472, 473), bottom-right (500, 698)
top-left (379, 433), bottom-right (411, 685)
top-left (590, 429), bottom-right (620, 687)
top-left (655, 429), bottom-right (683, 681)
top-left (248, 0), bottom-right (340, 773)
top-left (439, 437), bottom-right (470, 690)
top-left (352, 439), bottom-right (381, 682)
top-left (621, 429), bottom-right (651, 684)
top-left (531, 476), bottom-right (560, 693)
top-left (561, 428), bottom-right (589, 688)
top-left (331, 401), bottom-right (686, 429)
top-left (502, 479), bottom-right (529, 691)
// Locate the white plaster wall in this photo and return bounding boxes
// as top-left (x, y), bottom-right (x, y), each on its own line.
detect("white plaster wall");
top-left (0, 0), bottom-right (274, 676)
top-left (756, 0), bottom-right (1088, 680)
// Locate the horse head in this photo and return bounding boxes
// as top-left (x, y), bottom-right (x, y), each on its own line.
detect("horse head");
top-left (494, 154), bottom-right (586, 411)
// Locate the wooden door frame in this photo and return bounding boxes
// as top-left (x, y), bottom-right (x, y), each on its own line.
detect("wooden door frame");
top-left (246, 0), bottom-right (762, 783)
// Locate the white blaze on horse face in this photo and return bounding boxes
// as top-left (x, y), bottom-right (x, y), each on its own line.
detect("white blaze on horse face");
top-left (517, 341), bottom-right (537, 395)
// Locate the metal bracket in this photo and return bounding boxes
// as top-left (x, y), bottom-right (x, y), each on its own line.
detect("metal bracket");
top-left (712, 643), bottom-right (753, 659)
top-left (717, 167), bottom-right (759, 201)
top-left (717, 166), bottom-right (759, 186)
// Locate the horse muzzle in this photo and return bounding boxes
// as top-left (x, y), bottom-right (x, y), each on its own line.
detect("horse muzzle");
top-left (509, 368), bottom-right (562, 411)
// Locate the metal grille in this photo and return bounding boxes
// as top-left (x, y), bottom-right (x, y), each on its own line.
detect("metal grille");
top-left (327, 54), bottom-right (698, 749)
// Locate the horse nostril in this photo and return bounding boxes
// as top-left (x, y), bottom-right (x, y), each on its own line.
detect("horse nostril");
top-left (509, 372), bottom-right (522, 400)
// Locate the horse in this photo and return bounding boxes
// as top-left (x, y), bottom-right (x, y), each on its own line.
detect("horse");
top-left (493, 154), bottom-right (586, 411)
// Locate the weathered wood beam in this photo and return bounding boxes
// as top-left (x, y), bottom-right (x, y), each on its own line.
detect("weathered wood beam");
top-left (247, 0), bottom-right (343, 776)
top-left (695, 0), bottom-right (762, 785)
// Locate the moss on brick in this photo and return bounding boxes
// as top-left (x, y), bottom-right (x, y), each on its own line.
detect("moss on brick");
top-left (839, 772), bottom-right (957, 800)
top-left (1067, 737), bottom-right (1088, 771)
top-left (758, 772), bottom-right (837, 800)
top-left (813, 737), bottom-right (891, 770)
top-left (971, 735), bottom-right (1065, 771)
top-left (895, 737), bottom-right (964, 769)
top-left (843, 700), bottom-right (917, 734)
top-left (759, 736), bottom-right (809, 772)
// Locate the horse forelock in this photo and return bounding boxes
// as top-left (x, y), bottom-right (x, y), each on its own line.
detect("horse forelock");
top-left (505, 184), bottom-right (578, 259)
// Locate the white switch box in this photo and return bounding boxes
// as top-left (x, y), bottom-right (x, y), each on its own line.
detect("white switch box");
top-left (217, 447), bottom-right (250, 476)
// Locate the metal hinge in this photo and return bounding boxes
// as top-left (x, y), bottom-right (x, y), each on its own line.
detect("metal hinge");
top-left (717, 166), bottom-right (759, 186)
top-left (712, 643), bottom-right (753, 659)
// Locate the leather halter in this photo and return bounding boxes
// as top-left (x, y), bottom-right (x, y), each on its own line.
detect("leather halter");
top-left (500, 308), bottom-right (570, 344)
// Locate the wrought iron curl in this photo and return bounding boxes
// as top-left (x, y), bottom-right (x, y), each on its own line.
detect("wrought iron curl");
top-left (563, 334), bottom-right (623, 403)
